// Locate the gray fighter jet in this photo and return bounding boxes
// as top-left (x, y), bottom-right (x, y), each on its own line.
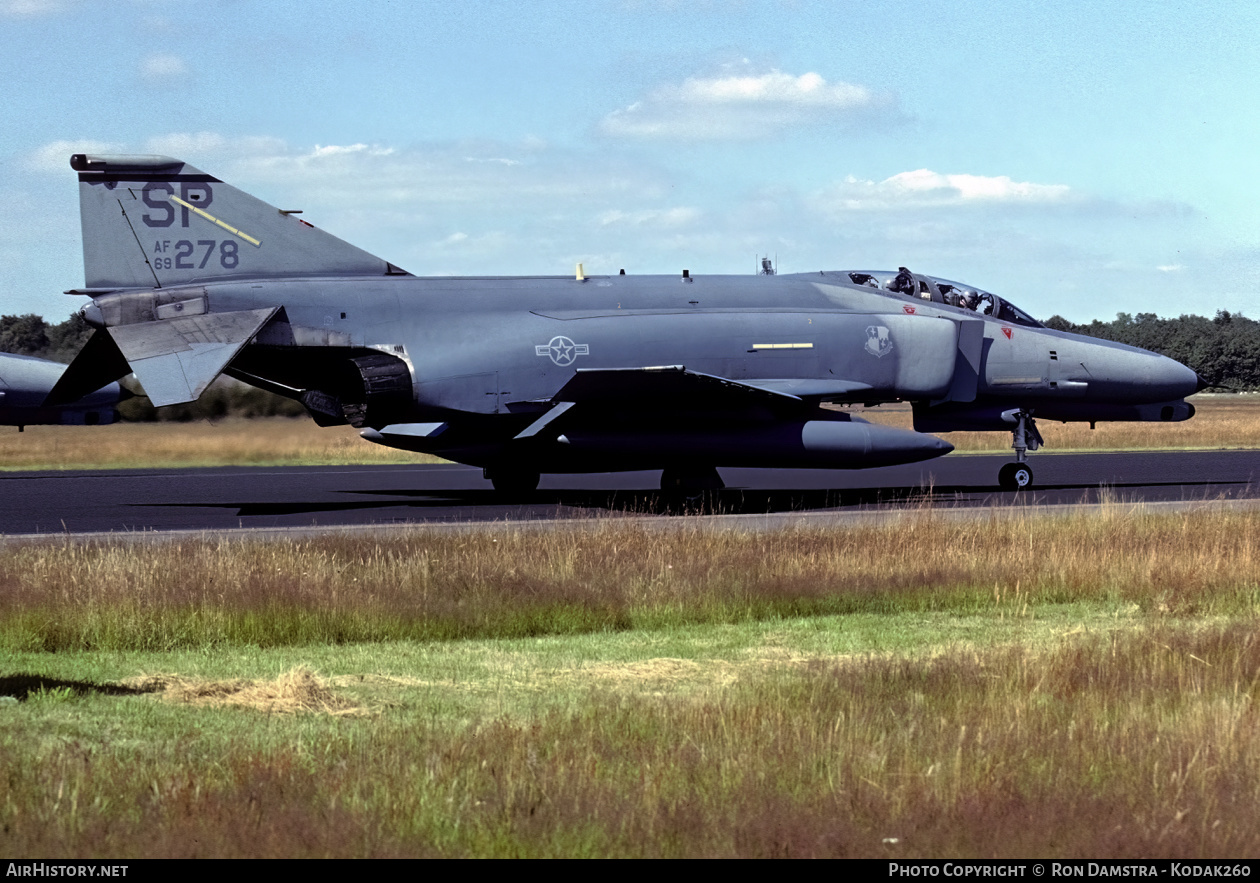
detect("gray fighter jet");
top-left (0, 351), bottom-right (123, 429)
top-left (48, 154), bottom-right (1202, 492)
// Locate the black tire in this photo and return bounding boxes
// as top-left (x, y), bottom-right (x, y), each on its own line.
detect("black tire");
top-left (660, 466), bottom-right (724, 493)
top-left (998, 462), bottom-right (1033, 492)
top-left (659, 466), bottom-right (724, 514)
top-left (486, 467), bottom-right (541, 497)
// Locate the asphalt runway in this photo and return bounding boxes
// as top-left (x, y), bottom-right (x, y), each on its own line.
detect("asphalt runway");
top-left (2, 450), bottom-right (1259, 538)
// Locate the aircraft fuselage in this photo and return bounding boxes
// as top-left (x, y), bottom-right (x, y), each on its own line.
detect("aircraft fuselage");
top-left (76, 269), bottom-right (1198, 474)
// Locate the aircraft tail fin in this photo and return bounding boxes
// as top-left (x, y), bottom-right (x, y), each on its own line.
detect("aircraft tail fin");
top-left (71, 154), bottom-right (410, 290)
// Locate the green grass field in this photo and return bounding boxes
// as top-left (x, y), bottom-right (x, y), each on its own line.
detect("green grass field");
top-left (3, 508), bottom-right (1259, 857)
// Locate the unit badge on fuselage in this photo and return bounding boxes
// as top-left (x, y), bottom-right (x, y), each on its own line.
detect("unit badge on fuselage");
top-left (536, 335), bottom-right (590, 366)
top-left (864, 325), bottom-right (893, 358)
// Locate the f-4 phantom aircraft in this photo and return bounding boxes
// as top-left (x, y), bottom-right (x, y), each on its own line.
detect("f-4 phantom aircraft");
top-left (1, 351), bottom-right (124, 430)
top-left (48, 154), bottom-right (1202, 493)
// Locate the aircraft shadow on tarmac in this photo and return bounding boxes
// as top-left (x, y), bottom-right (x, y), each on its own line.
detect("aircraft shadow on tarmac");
top-left (145, 478), bottom-right (1250, 519)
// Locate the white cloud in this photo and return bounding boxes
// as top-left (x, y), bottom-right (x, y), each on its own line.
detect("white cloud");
top-left (677, 70), bottom-right (869, 106)
top-left (140, 53), bottom-right (188, 81)
top-left (1156, 264), bottom-right (1184, 272)
top-left (219, 138), bottom-right (666, 210)
top-left (886, 170), bottom-right (1071, 202)
top-left (309, 143), bottom-right (393, 158)
top-left (2, 0), bottom-right (71, 16)
top-left (600, 69), bottom-right (889, 140)
top-left (465, 156), bottom-right (521, 166)
top-left (598, 207), bottom-right (700, 227)
top-left (814, 170), bottom-right (1074, 213)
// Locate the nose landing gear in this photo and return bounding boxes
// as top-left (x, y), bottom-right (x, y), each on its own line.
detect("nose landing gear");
top-left (999, 410), bottom-right (1042, 491)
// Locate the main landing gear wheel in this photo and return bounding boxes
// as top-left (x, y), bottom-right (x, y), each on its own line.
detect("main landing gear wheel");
top-left (998, 462), bottom-right (1033, 492)
top-left (660, 466), bottom-right (724, 512)
top-left (485, 467), bottom-right (540, 498)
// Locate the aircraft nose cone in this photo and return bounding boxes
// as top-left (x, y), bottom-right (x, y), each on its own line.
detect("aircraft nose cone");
top-left (1195, 372), bottom-right (1211, 393)
top-left (1159, 356), bottom-right (1202, 400)
top-left (1086, 348), bottom-right (1202, 402)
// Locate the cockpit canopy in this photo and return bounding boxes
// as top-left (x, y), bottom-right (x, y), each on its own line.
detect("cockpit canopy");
top-left (844, 271), bottom-right (1043, 328)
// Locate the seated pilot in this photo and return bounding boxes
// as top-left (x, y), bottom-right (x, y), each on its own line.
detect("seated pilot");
top-left (890, 266), bottom-right (915, 295)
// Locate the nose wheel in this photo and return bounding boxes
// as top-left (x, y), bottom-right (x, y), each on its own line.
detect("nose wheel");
top-left (998, 462), bottom-right (1034, 491)
top-left (998, 409), bottom-right (1042, 491)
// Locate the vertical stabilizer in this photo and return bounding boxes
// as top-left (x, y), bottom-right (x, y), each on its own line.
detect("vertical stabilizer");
top-left (71, 154), bottom-right (409, 290)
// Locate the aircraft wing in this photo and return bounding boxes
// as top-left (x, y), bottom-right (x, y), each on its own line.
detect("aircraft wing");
top-left (548, 366), bottom-right (872, 407)
top-left (551, 366), bottom-right (807, 408)
top-left (511, 366), bottom-right (864, 441)
top-left (738, 378), bottom-right (874, 399)
top-left (47, 307), bottom-right (279, 408)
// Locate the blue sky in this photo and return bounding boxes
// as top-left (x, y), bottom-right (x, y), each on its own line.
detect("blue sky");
top-left (2, 0), bottom-right (1257, 323)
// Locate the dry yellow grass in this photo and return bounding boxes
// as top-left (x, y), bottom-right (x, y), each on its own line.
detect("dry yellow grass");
top-left (0, 393), bottom-right (1254, 471)
top-left (0, 417), bottom-right (434, 470)
top-left (4, 506), bottom-right (1259, 654)
top-left (126, 667), bottom-right (368, 716)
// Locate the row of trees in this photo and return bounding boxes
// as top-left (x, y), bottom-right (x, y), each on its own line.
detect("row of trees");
top-left (0, 312), bottom-right (94, 364)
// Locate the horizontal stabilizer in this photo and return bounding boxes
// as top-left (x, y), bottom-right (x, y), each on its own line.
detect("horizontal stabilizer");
top-left (361, 422), bottom-right (449, 443)
top-left (110, 307), bottom-right (279, 407)
top-left (44, 328), bottom-right (133, 407)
